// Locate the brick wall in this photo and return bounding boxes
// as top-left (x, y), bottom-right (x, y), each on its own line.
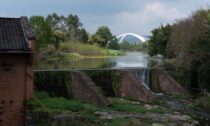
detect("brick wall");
top-left (0, 54), bottom-right (30, 126)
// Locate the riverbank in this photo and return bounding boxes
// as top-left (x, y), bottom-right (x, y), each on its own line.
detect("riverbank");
top-left (28, 91), bottom-right (206, 126)
top-left (38, 42), bottom-right (124, 61)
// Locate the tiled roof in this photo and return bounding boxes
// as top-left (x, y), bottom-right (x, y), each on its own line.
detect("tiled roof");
top-left (0, 17), bottom-right (34, 52)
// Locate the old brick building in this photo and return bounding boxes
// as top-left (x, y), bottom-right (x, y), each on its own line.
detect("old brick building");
top-left (0, 17), bottom-right (35, 126)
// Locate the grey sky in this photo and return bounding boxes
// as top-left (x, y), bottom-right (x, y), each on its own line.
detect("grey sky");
top-left (0, 0), bottom-right (209, 35)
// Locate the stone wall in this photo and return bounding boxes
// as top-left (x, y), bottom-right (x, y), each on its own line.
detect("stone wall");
top-left (70, 71), bottom-right (109, 106)
top-left (157, 69), bottom-right (188, 95)
top-left (118, 70), bottom-right (154, 101)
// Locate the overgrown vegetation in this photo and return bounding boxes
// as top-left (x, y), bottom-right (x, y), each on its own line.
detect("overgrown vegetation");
top-left (196, 96), bottom-right (210, 113)
top-left (34, 71), bottom-right (72, 98)
top-left (29, 13), bottom-right (120, 52)
top-left (40, 42), bottom-right (124, 62)
top-left (148, 9), bottom-right (210, 91)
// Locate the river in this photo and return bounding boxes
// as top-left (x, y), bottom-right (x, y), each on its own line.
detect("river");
top-left (36, 52), bottom-right (164, 70)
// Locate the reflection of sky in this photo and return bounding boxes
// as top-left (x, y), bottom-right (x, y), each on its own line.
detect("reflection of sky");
top-left (109, 52), bottom-right (149, 68)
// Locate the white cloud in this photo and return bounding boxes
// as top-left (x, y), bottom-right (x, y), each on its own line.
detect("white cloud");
top-left (144, 1), bottom-right (186, 20)
top-left (109, 1), bottom-right (187, 35)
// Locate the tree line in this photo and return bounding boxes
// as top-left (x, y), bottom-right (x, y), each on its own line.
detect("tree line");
top-left (29, 13), bottom-right (118, 51)
top-left (148, 9), bottom-right (210, 91)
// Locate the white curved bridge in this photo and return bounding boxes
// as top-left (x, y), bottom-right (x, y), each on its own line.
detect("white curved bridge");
top-left (116, 33), bottom-right (149, 43)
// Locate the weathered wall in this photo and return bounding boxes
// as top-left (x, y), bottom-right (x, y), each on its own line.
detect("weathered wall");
top-left (70, 71), bottom-right (109, 106)
top-left (157, 69), bottom-right (188, 95)
top-left (118, 70), bottom-right (154, 101)
top-left (0, 54), bottom-right (33, 126)
top-left (85, 70), bottom-right (116, 97)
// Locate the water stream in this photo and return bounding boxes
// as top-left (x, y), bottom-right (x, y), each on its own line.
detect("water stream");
top-left (36, 52), bottom-right (163, 70)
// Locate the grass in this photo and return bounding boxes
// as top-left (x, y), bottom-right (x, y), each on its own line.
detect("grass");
top-left (60, 42), bottom-right (124, 57)
top-left (149, 107), bottom-right (166, 113)
top-left (28, 91), bottom-right (172, 125)
top-left (106, 118), bottom-right (143, 126)
top-left (40, 42), bottom-right (125, 62)
top-left (34, 91), bottom-right (101, 113)
top-left (196, 96), bottom-right (210, 112)
top-left (111, 102), bottom-right (146, 114)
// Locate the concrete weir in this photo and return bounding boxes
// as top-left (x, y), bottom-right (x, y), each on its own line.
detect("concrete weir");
top-left (35, 68), bottom-right (189, 106)
top-left (70, 71), bottom-right (109, 106)
top-left (117, 70), bottom-right (155, 101)
top-left (70, 70), bottom-right (155, 105)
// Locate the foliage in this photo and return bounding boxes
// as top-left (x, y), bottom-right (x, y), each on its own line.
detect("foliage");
top-left (29, 16), bottom-right (54, 50)
top-left (60, 42), bottom-right (106, 56)
top-left (66, 14), bottom-right (83, 41)
top-left (77, 28), bottom-right (89, 43)
top-left (59, 42), bottom-right (123, 57)
top-left (30, 13), bottom-right (88, 51)
top-left (198, 60), bottom-right (210, 91)
top-left (148, 24), bottom-right (171, 56)
top-left (148, 9), bottom-right (210, 91)
top-left (107, 38), bottom-right (120, 50)
top-left (88, 26), bottom-right (114, 47)
top-left (196, 96), bottom-right (210, 112)
top-left (46, 13), bottom-right (66, 31)
top-left (168, 9), bottom-right (210, 90)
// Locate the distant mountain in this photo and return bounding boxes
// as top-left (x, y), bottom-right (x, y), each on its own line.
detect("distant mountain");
top-left (116, 33), bottom-right (150, 44)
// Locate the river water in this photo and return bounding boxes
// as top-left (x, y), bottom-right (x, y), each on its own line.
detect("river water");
top-left (36, 52), bottom-right (163, 70)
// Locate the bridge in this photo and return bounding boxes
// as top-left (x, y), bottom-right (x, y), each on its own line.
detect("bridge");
top-left (116, 33), bottom-right (149, 43)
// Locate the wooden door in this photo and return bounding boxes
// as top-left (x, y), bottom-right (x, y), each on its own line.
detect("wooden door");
top-left (0, 56), bottom-right (26, 126)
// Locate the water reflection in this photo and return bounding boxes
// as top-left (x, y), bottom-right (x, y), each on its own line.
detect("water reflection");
top-left (109, 52), bottom-right (149, 68)
top-left (36, 52), bottom-right (163, 70)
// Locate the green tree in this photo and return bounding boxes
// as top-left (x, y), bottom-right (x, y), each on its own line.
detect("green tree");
top-left (77, 28), bottom-right (88, 43)
top-left (89, 26), bottom-right (114, 47)
top-left (46, 13), bottom-right (67, 32)
top-left (29, 16), bottom-right (54, 50)
top-left (53, 30), bottom-right (66, 50)
top-left (66, 14), bottom-right (83, 41)
top-left (107, 37), bottom-right (120, 50)
top-left (164, 9), bottom-right (210, 90)
top-left (148, 24), bottom-right (171, 56)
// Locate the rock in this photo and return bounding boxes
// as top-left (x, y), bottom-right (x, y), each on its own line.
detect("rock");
top-left (152, 123), bottom-right (166, 126)
top-left (173, 111), bottom-right (180, 114)
top-left (171, 114), bottom-right (191, 121)
top-left (144, 104), bottom-right (153, 110)
top-left (191, 120), bottom-right (199, 126)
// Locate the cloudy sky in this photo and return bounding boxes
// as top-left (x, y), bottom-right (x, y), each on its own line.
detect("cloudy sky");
top-left (0, 0), bottom-right (210, 35)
